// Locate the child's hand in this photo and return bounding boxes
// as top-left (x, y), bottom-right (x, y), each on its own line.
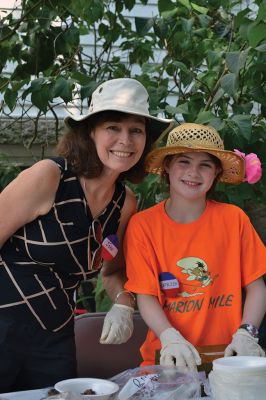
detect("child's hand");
top-left (224, 328), bottom-right (265, 357)
top-left (160, 327), bottom-right (201, 369)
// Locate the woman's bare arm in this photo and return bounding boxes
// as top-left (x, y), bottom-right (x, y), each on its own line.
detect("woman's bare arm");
top-left (0, 159), bottom-right (61, 248)
top-left (101, 186), bottom-right (137, 307)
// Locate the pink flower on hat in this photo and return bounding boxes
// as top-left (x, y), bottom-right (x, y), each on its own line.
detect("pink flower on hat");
top-left (234, 149), bottom-right (262, 184)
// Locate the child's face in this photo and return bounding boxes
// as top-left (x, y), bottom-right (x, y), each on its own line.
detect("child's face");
top-left (165, 152), bottom-right (220, 201)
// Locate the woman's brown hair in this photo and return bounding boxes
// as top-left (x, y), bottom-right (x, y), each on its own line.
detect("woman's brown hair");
top-left (56, 111), bottom-right (152, 183)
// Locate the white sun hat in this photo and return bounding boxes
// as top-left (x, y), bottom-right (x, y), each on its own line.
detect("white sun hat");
top-left (64, 78), bottom-right (174, 142)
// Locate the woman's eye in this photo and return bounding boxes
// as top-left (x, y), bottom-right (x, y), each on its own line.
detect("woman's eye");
top-left (131, 128), bottom-right (145, 135)
top-left (107, 125), bottom-right (119, 131)
top-left (178, 159), bottom-right (189, 164)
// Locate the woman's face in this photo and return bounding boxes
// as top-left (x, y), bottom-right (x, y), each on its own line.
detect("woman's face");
top-left (91, 115), bottom-right (146, 175)
top-left (165, 152), bottom-right (221, 201)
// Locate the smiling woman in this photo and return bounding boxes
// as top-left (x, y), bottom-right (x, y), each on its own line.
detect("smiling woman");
top-left (0, 77), bottom-right (173, 392)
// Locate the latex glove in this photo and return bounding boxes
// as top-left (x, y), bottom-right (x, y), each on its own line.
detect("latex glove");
top-left (160, 327), bottom-right (201, 369)
top-left (224, 328), bottom-right (265, 357)
top-left (100, 304), bottom-right (134, 344)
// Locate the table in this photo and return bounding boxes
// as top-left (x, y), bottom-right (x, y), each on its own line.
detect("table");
top-left (0, 388), bottom-right (50, 400)
top-left (0, 388), bottom-right (210, 400)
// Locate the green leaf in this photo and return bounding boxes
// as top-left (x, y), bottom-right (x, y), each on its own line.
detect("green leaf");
top-left (194, 110), bottom-right (215, 124)
top-left (207, 50), bottom-right (222, 68)
top-left (158, 0), bottom-right (176, 14)
top-left (165, 103), bottom-right (189, 115)
top-left (220, 73), bottom-right (238, 95)
top-left (172, 61), bottom-right (191, 74)
top-left (177, 0), bottom-right (191, 10)
top-left (161, 8), bottom-right (179, 18)
top-left (80, 81), bottom-right (98, 101)
top-left (175, 102), bottom-right (189, 114)
top-left (257, 3), bottom-right (266, 23)
top-left (231, 115), bottom-right (252, 140)
top-left (71, 72), bottom-right (93, 86)
top-left (52, 77), bottom-right (73, 103)
top-left (135, 17), bottom-right (153, 35)
top-left (124, 0), bottom-right (135, 11)
top-left (4, 88), bottom-right (17, 111)
top-left (247, 22), bottom-right (266, 47)
top-left (211, 88), bottom-right (224, 106)
top-left (31, 84), bottom-right (50, 113)
top-left (234, 8), bottom-right (250, 29)
top-left (191, 2), bottom-right (208, 14)
top-left (225, 50), bottom-right (249, 73)
top-left (255, 42), bottom-right (266, 52)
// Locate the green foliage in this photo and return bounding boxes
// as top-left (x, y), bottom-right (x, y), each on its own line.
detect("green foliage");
top-left (0, 155), bottom-right (22, 191)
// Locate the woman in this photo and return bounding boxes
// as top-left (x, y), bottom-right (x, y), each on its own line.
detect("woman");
top-left (0, 78), bottom-right (173, 391)
top-left (124, 123), bottom-right (266, 368)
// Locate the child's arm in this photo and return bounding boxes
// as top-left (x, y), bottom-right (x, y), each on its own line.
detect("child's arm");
top-left (241, 277), bottom-right (266, 327)
top-left (225, 277), bottom-right (266, 357)
top-left (137, 294), bottom-right (201, 369)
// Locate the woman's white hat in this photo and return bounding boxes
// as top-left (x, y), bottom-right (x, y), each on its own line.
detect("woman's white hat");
top-left (64, 78), bottom-right (174, 142)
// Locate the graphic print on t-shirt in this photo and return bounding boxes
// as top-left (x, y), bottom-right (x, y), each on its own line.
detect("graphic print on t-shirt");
top-left (176, 257), bottom-right (219, 297)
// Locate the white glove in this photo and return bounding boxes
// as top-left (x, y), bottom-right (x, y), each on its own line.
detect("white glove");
top-left (224, 328), bottom-right (265, 357)
top-left (160, 327), bottom-right (201, 369)
top-left (100, 304), bottom-right (134, 344)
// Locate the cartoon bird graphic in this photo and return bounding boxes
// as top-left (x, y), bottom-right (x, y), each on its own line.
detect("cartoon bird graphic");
top-left (176, 257), bottom-right (218, 297)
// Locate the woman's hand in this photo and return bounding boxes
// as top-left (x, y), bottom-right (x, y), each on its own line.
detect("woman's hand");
top-left (100, 304), bottom-right (134, 344)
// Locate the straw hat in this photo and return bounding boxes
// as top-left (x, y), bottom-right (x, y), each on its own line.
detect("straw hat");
top-left (145, 123), bottom-right (245, 184)
top-left (64, 78), bottom-right (174, 142)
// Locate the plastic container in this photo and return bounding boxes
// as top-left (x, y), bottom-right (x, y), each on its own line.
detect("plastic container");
top-left (208, 356), bottom-right (266, 400)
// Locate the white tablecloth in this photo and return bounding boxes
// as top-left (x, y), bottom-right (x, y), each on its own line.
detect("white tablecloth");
top-left (0, 388), bottom-right (50, 400)
top-left (0, 388), bottom-right (211, 399)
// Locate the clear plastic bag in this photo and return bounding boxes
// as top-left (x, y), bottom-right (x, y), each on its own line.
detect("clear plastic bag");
top-left (111, 365), bottom-right (201, 400)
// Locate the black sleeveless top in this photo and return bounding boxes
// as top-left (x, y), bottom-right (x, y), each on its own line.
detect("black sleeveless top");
top-left (0, 158), bottom-right (126, 332)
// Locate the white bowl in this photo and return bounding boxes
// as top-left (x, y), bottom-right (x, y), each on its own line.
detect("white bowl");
top-left (213, 356), bottom-right (266, 372)
top-left (54, 378), bottom-right (120, 400)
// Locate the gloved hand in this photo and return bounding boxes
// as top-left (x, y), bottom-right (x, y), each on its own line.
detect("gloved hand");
top-left (160, 327), bottom-right (201, 369)
top-left (100, 304), bottom-right (134, 344)
top-left (224, 328), bottom-right (265, 357)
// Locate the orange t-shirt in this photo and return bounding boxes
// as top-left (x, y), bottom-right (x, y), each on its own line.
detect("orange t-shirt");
top-left (124, 200), bottom-right (266, 365)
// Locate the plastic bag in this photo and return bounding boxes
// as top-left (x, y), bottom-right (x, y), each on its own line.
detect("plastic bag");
top-left (111, 365), bottom-right (201, 400)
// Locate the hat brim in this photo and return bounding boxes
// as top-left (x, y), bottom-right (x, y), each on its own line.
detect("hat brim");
top-left (64, 109), bottom-right (174, 143)
top-left (145, 145), bottom-right (245, 184)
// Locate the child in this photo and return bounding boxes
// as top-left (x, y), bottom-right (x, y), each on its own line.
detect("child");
top-left (124, 123), bottom-right (266, 369)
